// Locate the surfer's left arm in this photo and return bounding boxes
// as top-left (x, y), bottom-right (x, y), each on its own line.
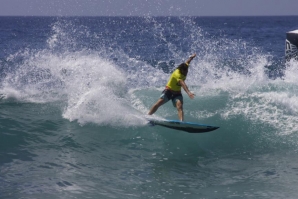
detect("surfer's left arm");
top-left (185, 53), bottom-right (196, 65)
top-left (179, 80), bottom-right (195, 99)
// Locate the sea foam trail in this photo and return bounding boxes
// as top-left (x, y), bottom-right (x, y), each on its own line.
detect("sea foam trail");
top-left (0, 48), bottom-right (152, 126)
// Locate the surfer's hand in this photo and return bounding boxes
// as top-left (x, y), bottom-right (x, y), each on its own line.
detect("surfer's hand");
top-left (189, 53), bottom-right (196, 59)
top-left (188, 92), bottom-right (195, 99)
top-left (186, 53), bottom-right (196, 65)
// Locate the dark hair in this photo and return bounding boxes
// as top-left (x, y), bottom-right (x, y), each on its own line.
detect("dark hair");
top-left (177, 63), bottom-right (188, 74)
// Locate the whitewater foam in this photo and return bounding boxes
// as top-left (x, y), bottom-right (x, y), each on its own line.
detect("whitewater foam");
top-left (2, 17), bottom-right (298, 133)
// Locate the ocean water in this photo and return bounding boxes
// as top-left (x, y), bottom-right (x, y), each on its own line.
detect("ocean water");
top-left (1, 16), bottom-right (298, 199)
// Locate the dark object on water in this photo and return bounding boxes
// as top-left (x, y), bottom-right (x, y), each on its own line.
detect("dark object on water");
top-left (286, 30), bottom-right (298, 61)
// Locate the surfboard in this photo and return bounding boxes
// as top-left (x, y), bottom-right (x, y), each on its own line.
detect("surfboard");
top-left (148, 119), bottom-right (219, 133)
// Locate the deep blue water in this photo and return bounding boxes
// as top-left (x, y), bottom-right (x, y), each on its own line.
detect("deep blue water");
top-left (1, 16), bottom-right (298, 199)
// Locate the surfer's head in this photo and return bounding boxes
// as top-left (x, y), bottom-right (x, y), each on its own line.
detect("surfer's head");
top-left (177, 63), bottom-right (188, 75)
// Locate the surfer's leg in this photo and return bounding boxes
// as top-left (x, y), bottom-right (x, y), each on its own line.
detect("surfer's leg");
top-left (176, 100), bottom-right (184, 121)
top-left (148, 90), bottom-right (170, 115)
top-left (172, 95), bottom-right (183, 121)
top-left (148, 98), bottom-right (165, 115)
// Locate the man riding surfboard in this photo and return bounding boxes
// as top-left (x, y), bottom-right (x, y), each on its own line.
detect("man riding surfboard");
top-left (148, 53), bottom-right (196, 121)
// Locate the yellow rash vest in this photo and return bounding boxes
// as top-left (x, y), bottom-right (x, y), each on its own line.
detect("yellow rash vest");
top-left (165, 68), bottom-right (186, 92)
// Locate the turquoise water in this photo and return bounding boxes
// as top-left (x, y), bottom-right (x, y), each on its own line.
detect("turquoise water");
top-left (1, 16), bottom-right (298, 198)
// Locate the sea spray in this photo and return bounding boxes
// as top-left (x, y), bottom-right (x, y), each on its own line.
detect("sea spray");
top-left (2, 16), bottom-right (298, 199)
top-left (1, 17), bottom-right (298, 135)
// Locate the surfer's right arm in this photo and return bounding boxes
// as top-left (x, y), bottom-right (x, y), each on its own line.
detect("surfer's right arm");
top-left (186, 53), bottom-right (196, 65)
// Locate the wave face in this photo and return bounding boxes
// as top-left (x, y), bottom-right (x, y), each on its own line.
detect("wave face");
top-left (1, 16), bottom-right (298, 199)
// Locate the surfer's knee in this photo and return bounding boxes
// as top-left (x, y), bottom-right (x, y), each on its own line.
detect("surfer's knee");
top-left (176, 100), bottom-right (183, 110)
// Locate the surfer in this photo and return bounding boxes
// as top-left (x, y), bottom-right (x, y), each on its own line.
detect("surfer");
top-left (148, 54), bottom-right (196, 121)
